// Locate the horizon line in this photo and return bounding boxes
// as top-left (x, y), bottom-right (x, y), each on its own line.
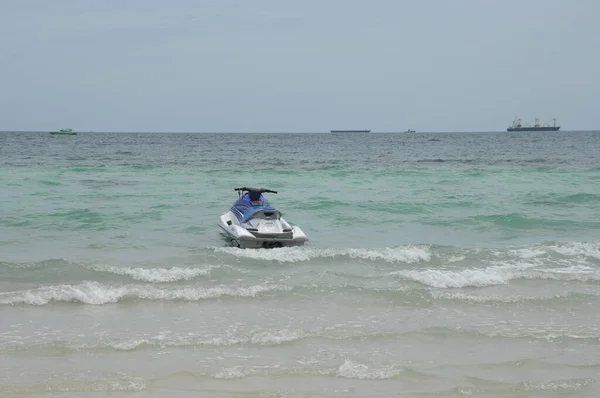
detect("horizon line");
top-left (2, 129), bottom-right (598, 134)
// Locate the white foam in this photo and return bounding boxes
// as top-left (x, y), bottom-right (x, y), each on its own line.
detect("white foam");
top-left (214, 366), bottom-right (250, 379)
top-left (522, 378), bottom-right (594, 392)
top-left (335, 359), bottom-right (402, 380)
top-left (28, 328), bottom-right (376, 352)
top-left (210, 359), bottom-right (404, 380)
top-left (500, 241), bottom-right (600, 263)
top-left (388, 264), bottom-right (600, 288)
top-left (389, 268), bottom-right (510, 288)
top-left (250, 329), bottom-right (307, 345)
top-left (465, 324), bottom-right (600, 341)
top-left (165, 329), bottom-right (305, 349)
top-left (213, 245), bottom-right (432, 263)
top-left (214, 365), bottom-right (278, 379)
top-left (109, 339), bottom-right (149, 351)
top-left (107, 376), bottom-right (146, 392)
top-left (505, 247), bottom-right (548, 259)
top-left (90, 264), bottom-right (213, 282)
top-left (0, 281), bottom-right (292, 305)
top-left (548, 242), bottom-right (600, 259)
top-left (35, 376), bottom-right (146, 393)
top-left (430, 290), bottom-right (537, 303)
top-left (201, 334), bottom-right (248, 347)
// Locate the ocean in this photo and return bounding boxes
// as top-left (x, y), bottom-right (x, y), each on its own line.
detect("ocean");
top-left (1, 130), bottom-right (599, 397)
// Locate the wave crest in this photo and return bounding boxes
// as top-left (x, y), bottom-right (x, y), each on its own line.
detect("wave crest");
top-left (0, 281), bottom-right (291, 305)
top-left (212, 245), bottom-right (432, 263)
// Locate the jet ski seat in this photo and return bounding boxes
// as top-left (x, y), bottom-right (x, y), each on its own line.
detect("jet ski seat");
top-left (247, 190), bottom-right (262, 201)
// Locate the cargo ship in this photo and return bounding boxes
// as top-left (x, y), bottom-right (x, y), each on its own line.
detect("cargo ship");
top-left (507, 117), bottom-right (560, 132)
top-left (330, 129), bottom-right (371, 133)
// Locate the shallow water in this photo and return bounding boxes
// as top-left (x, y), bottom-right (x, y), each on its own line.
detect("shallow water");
top-left (1, 131), bottom-right (600, 396)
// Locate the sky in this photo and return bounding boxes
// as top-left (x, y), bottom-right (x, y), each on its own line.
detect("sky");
top-left (0, 0), bottom-right (599, 132)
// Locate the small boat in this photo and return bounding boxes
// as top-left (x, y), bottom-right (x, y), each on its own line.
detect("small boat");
top-left (218, 187), bottom-right (308, 249)
top-left (404, 129), bottom-right (416, 133)
top-left (50, 128), bottom-right (77, 135)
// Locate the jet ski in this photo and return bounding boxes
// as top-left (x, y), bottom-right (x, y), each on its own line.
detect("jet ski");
top-left (218, 187), bottom-right (308, 249)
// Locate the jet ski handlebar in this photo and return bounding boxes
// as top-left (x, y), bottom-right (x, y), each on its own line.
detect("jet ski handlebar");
top-left (234, 187), bottom-right (278, 194)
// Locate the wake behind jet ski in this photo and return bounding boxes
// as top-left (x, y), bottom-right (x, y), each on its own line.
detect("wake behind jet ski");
top-left (218, 187), bottom-right (308, 249)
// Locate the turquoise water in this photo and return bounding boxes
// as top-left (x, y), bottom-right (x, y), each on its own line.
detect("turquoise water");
top-left (1, 131), bottom-right (600, 396)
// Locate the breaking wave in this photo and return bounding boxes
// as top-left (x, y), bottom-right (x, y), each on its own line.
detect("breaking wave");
top-left (0, 281), bottom-right (291, 305)
top-left (211, 245), bottom-right (434, 263)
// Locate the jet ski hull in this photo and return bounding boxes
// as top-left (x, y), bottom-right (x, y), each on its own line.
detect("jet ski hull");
top-left (218, 211), bottom-right (308, 249)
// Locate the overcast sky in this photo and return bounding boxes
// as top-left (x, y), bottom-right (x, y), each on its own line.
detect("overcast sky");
top-left (1, 0), bottom-right (598, 132)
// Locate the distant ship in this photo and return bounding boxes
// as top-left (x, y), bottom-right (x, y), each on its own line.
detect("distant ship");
top-left (50, 128), bottom-right (77, 135)
top-left (330, 129), bottom-right (371, 133)
top-left (507, 117), bottom-right (560, 132)
top-left (404, 129), bottom-right (416, 133)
